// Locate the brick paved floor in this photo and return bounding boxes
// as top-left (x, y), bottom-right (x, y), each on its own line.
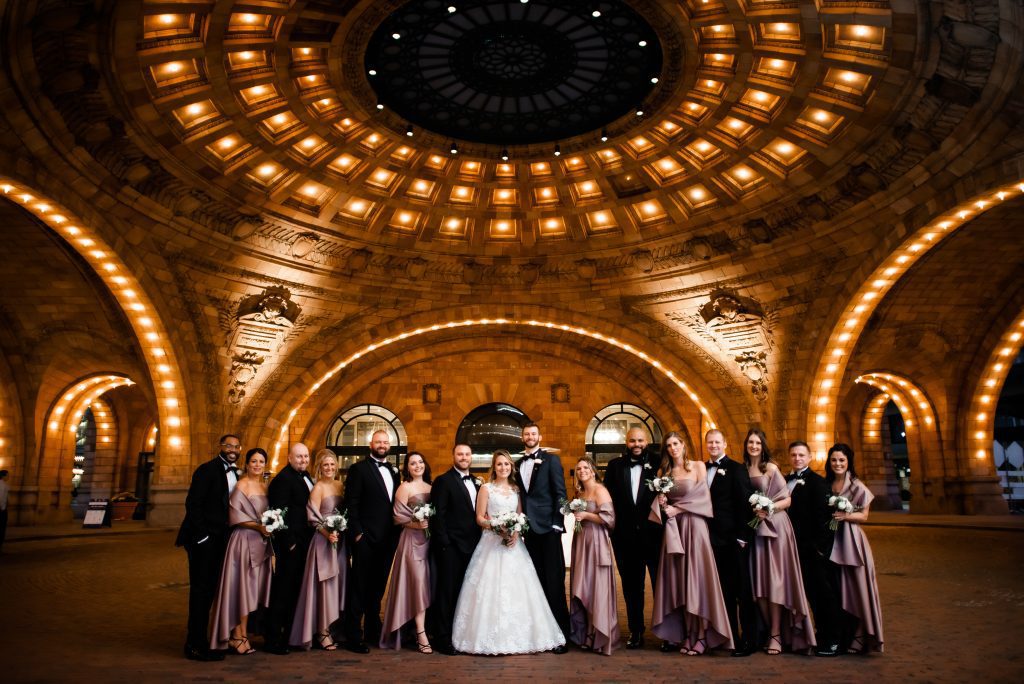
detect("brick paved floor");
top-left (1, 525), bottom-right (1022, 682)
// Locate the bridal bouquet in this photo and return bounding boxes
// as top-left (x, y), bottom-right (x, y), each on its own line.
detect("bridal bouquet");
top-left (827, 494), bottom-right (859, 531)
top-left (490, 511), bottom-right (530, 546)
top-left (412, 502), bottom-right (436, 539)
top-left (559, 497), bottom-right (588, 532)
top-left (320, 509), bottom-right (348, 549)
top-left (261, 507), bottom-right (288, 534)
top-left (646, 476), bottom-right (675, 495)
top-left (747, 491), bottom-right (775, 528)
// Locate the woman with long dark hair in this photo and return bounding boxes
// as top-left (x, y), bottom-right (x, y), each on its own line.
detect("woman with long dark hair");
top-left (742, 428), bottom-right (815, 655)
top-left (825, 443), bottom-right (883, 654)
top-left (380, 451), bottom-right (434, 652)
top-left (649, 431), bottom-right (733, 655)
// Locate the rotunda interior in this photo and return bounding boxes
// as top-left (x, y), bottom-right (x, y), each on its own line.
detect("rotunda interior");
top-left (0, 0), bottom-right (1022, 525)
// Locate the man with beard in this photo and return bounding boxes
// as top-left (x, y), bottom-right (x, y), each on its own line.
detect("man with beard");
top-left (429, 443), bottom-right (483, 655)
top-left (176, 434), bottom-right (242, 661)
top-left (603, 427), bottom-right (662, 649)
top-left (263, 442), bottom-right (315, 655)
top-left (344, 430), bottom-right (402, 652)
top-left (515, 422), bottom-right (570, 653)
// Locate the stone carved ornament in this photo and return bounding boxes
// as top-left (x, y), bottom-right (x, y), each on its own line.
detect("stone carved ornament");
top-left (226, 286), bottom-right (302, 404)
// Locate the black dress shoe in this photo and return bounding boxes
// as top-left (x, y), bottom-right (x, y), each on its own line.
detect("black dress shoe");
top-left (626, 633), bottom-right (644, 649)
top-left (815, 643), bottom-right (840, 657)
top-left (660, 641), bottom-right (678, 653)
top-left (264, 643), bottom-right (290, 655)
top-left (731, 647), bottom-right (754, 657)
top-left (346, 641), bottom-right (371, 654)
top-left (436, 644), bottom-right (459, 656)
top-left (552, 644), bottom-right (569, 654)
top-left (183, 644), bottom-right (223, 661)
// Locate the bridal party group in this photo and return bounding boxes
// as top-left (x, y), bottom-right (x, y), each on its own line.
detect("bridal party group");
top-left (176, 422), bottom-right (884, 662)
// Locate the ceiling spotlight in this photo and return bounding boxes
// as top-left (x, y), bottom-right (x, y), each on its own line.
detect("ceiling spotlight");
top-left (638, 40), bottom-right (647, 47)
top-left (392, 32), bottom-right (401, 39)
top-left (448, 5), bottom-right (457, 11)
top-left (600, 128), bottom-right (608, 142)
top-left (501, 147), bottom-right (509, 161)
top-left (553, 144), bottom-right (561, 157)
top-left (368, 68), bottom-right (377, 76)
top-left (635, 107), bottom-right (644, 116)
top-left (450, 142), bottom-right (458, 154)
top-left (650, 76), bottom-right (659, 84)
top-left (406, 125), bottom-right (414, 137)
top-left (592, 10), bottom-right (601, 18)
top-left (376, 101), bottom-right (384, 110)
top-left (520, 0), bottom-right (529, 3)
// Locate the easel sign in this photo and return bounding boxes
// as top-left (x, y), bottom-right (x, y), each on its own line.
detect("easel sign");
top-left (83, 499), bottom-right (111, 528)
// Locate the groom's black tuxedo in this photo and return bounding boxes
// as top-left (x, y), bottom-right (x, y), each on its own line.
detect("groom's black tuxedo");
top-left (707, 454), bottom-right (757, 651)
top-left (344, 455), bottom-right (402, 645)
top-left (515, 448), bottom-right (570, 639)
top-left (604, 446), bottom-right (662, 636)
top-left (787, 467), bottom-right (840, 648)
top-left (264, 464), bottom-right (314, 650)
top-left (429, 467), bottom-right (483, 650)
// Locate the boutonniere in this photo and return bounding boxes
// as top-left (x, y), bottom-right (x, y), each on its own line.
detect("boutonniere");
top-left (643, 463), bottom-right (652, 471)
top-left (389, 464), bottom-right (398, 474)
top-left (473, 477), bottom-right (483, 487)
top-left (718, 468), bottom-right (727, 476)
top-left (795, 478), bottom-right (805, 486)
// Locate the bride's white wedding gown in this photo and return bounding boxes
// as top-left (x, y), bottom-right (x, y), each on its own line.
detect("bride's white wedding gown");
top-left (451, 483), bottom-right (567, 655)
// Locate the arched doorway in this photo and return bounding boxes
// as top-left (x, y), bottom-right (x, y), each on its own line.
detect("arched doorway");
top-left (455, 402), bottom-right (532, 472)
top-left (994, 348), bottom-right (1024, 510)
top-left (325, 404), bottom-right (407, 472)
top-left (585, 402), bottom-right (663, 471)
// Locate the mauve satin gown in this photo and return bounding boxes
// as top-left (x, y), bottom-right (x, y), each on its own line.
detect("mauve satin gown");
top-left (380, 492), bottom-right (432, 649)
top-left (289, 494), bottom-right (347, 649)
top-left (830, 474), bottom-right (884, 652)
top-left (568, 499), bottom-right (620, 655)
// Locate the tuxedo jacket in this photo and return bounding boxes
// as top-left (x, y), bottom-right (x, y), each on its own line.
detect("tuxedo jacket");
top-left (267, 465), bottom-right (314, 552)
top-left (787, 468), bottom-right (834, 557)
top-left (175, 456), bottom-right (230, 547)
top-left (604, 447), bottom-right (662, 546)
top-left (431, 467), bottom-right (482, 555)
top-left (515, 448), bottom-right (568, 535)
top-left (707, 455), bottom-right (755, 547)
top-left (344, 456), bottom-right (402, 544)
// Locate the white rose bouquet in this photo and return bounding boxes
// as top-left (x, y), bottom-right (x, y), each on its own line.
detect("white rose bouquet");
top-left (490, 511), bottom-right (530, 547)
top-left (559, 497), bottom-right (589, 532)
top-left (412, 502), bottom-right (436, 538)
top-left (747, 491), bottom-right (775, 528)
top-left (320, 509), bottom-right (347, 549)
top-left (261, 507), bottom-right (288, 534)
top-left (646, 476), bottom-right (675, 495)
top-left (827, 495), bottom-right (859, 530)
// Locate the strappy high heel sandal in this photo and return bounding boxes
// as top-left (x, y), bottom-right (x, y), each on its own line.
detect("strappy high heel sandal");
top-left (765, 634), bottom-right (782, 655)
top-left (416, 630), bottom-right (433, 654)
top-left (229, 636), bottom-right (255, 655)
top-left (316, 631), bottom-right (338, 651)
top-left (681, 637), bottom-right (707, 656)
top-left (847, 634), bottom-right (866, 655)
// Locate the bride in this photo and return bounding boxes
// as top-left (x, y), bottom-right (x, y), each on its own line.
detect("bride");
top-left (451, 450), bottom-right (567, 655)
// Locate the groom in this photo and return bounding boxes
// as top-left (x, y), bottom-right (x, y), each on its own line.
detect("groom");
top-left (429, 443), bottom-right (482, 655)
top-left (515, 422), bottom-right (570, 653)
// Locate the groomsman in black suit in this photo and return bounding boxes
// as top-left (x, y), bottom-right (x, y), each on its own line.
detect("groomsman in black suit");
top-left (603, 427), bottom-right (662, 649)
top-left (264, 442), bottom-right (314, 654)
top-left (787, 440), bottom-right (842, 656)
top-left (344, 429), bottom-right (402, 652)
top-left (429, 443), bottom-right (483, 655)
top-left (515, 422), bottom-right (570, 653)
top-left (705, 428), bottom-right (758, 656)
top-left (175, 434), bottom-right (241, 661)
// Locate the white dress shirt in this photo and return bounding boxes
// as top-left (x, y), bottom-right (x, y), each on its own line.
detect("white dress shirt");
top-left (630, 461), bottom-right (643, 503)
top-left (706, 457), bottom-right (724, 486)
top-left (221, 457), bottom-right (238, 495)
top-left (520, 451), bottom-right (541, 491)
top-left (372, 458), bottom-right (395, 500)
top-left (458, 469), bottom-right (477, 508)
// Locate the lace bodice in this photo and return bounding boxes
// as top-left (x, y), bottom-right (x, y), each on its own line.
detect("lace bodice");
top-left (485, 483), bottom-right (519, 517)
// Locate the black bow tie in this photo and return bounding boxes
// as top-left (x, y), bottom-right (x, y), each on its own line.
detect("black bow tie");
top-left (785, 473), bottom-right (797, 481)
top-left (373, 460), bottom-right (389, 468)
top-left (462, 475), bottom-right (474, 482)
top-left (226, 465), bottom-right (238, 475)
top-left (707, 460), bottom-right (721, 469)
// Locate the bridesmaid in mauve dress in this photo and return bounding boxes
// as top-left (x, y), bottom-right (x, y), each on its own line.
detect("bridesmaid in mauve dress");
top-left (826, 443), bottom-right (883, 654)
top-left (289, 449), bottom-right (346, 650)
top-left (567, 456), bottom-right (620, 655)
top-left (210, 448), bottom-right (273, 655)
top-left (649, 432), bottom-right (734, 655)
top-left (742, 428), bottom-right (816, 655)
top-left (380, 451), bottom-right (433, 653)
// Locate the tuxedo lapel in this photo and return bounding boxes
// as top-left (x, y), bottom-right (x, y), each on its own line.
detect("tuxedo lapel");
top-left (454, 470), bottom-right (475, 511)
top-left (366, 458), bottom-right (392, 500)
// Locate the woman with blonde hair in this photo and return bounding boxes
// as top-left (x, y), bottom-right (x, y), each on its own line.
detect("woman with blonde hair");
top-left (451, 450), bottom-right (566, 654)
top-left (289, 449), bottom-right (347, 650)
top-left (650, 432), bottom-right (733, 655)
top-left (567, 455), bottom-right (619, 654)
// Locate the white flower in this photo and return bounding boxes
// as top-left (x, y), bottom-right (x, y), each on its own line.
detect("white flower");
top-left (513, 524), bottom-right (522, 532)
top-left (643, 463), bottom-right (652, 471)
top-left (749, 493), bottom-right (759, 505)
top-left (718, 468), bottom-right (727, 475)
top-left (474, 477), bottom-right (483, 486)
top-left (795, 478), bottom-right (805, 486)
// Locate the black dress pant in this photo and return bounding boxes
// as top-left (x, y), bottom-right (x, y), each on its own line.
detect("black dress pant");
top-left (429, 544), bottom-right (474, 649)
top-left (0, 508), bottom-right (8, 552)
top-left (611, 532), bottom-right (661, 634)
top-left (799, 546), bottom-right (841, 648)
top-left (345, 536), bottom-right (398, 644)
top-left (184, 536), bottom-right (226, 650)
top-left (712, 541), bottom-right (758, 649)
top-left (265, 541), bottom-right (307, 648)
top-left (525, 530), bottom-right (570, 639)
